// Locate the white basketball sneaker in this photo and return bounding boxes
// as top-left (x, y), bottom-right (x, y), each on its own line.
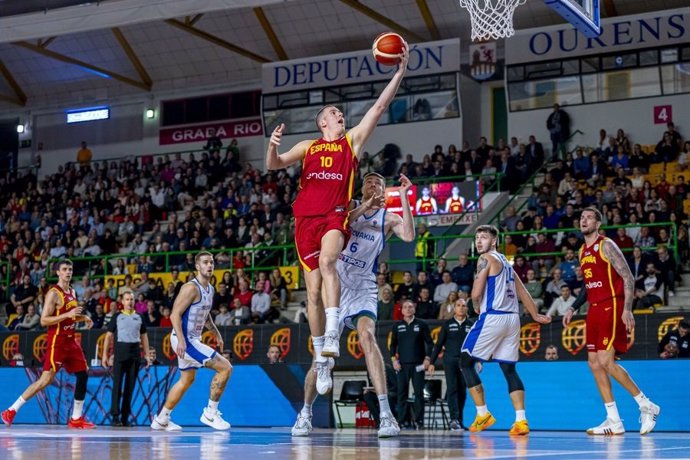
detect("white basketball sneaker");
top-left (315, 358), bottom-right (335, 395)
top-left (150, 416), bottom-right (182, 432)
top-left (586, 418), bottom-right (625, 436)
top-left (200, 408), bottom-right (231, 430)
top-left (378, 414), bottom-right (400, 438)
top-left (639, 402), bottom-right (660, 435)
top-left (291, 413), bottom-right (313, 437)
top-left (321, 330), bottom-right (340, 358)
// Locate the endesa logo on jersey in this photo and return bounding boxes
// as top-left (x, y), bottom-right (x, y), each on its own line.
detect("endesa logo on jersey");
top-left (586, 281), bottom-right (603, 289)
top-left (305, 170), bottom-right (343, 181)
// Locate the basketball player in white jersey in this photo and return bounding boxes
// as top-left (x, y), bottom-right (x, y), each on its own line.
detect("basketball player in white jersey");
top-left (151, 252), bottom-right (232, 431)
top-left (292, 172), bottom-right (415, 438)
top-left (460, 225), bottom-right (550, 435)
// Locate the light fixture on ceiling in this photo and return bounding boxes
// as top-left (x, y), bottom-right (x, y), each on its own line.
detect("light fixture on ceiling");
top-left (16, 124), bottom-right (25, 134)
top-left (146, 108), bottom-right (155, 119)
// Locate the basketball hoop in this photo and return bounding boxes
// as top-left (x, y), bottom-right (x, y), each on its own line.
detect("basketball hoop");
top-left (458, 0), bottom-right (527, 41)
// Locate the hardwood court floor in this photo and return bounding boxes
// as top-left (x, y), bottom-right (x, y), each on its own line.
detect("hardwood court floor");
top-left (1, 426), bottom-right (688, 459)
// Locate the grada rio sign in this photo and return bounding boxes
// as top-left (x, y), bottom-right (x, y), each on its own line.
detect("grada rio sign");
top-left (159, 119), bottom-right (263, 145)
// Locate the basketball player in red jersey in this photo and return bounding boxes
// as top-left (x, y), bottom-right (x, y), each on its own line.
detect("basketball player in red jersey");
top-left (444, 186), bottom-right (465, 214)
top-left (266, 43), bottom-right (409, 393)
top-left (563, 207), bottom-right (660, 435)
top-left (415, 186), bottom-right (438, 215)
top-left (2, 259), bottom-right (96, 428)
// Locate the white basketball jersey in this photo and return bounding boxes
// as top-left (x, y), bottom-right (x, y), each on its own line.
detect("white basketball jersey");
top-left (479, 251), bottom-right (519, 314)
top-left (180, 278), bottom-right (215, 339)
top-left (337, 207), bottom-right (386, 288)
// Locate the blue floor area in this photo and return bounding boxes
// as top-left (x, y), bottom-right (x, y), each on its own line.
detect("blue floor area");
top-left (1, 426), bottom-right (689, 459)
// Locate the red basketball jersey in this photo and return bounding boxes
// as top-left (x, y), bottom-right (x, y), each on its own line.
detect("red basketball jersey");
top-left (292, 134), bottom-right (357, 217)
top-left (418, 198), bottom-right (434, 214)
top-left (46, 285), bottom-right (79, 340)
top-left (579, 235), bottom-right (625, 305)
top-left (448, 198), bottom-right (463, 214)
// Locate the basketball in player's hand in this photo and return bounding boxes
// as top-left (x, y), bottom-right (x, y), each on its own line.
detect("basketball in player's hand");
top-left (372, 32), bottom-right (405, 66)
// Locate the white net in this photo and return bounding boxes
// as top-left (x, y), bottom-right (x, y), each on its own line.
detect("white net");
top-left (458, 0), bottom-right (527, 41)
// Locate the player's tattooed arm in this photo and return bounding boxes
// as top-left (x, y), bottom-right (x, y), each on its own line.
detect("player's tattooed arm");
top-left (603, 239), bottom-right (635, 311)
top-left (471, 255), bottom-right (490, 307)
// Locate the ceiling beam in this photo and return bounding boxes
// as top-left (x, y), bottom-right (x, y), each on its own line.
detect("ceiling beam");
top-left (416, 0), bottom-right (440, 40)
top-left (603, 0), bottom-right (618, 17)
top-left (254, 7), bottom-right (288, 61)
top-left (0, 94), bottom-right (25, 106)
top-left (38, 37), bottom-right (57, 48)
top-left (0, 59), bottom-right (27, 106)
top-left (112, 27), bottom-right (152, 88)
top-left (339, 0), bottom-right (425, 43)
top-left (12, 41), bottom-right (151, 91)
top-left (164, 19), bottom-right (271, 63)
top-left (189, 14), bottom-right (203, 26)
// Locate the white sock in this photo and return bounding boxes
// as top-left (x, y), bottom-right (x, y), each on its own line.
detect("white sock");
top-left (159, 407), bottom-right (172, 421)
top-left (208, 400), bottom-right (219, 412)
top-left (301, 403), bottom-right (312, 417)
top-left (312, 336), bottom-right (325, 363)
top-left (10, 396), bottom-right (26, 412)
top-left (71, 400), bottom-right (84, 420)
top-left (515, 410), bottom-right (526, 422)
top-left (633, 392), bottom-right (648, 408)
top-left (605, 402), bottom-right (621, 422)
top-left (378, 394), bottom-right (391, 416)
top-left (325, 307), bottom-right (340, 333)
top-left (477, 405), bottom-right (488, 417)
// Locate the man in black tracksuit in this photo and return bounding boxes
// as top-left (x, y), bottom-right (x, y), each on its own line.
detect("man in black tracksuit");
top-left (390, 300), bottom-right (433, 429)
top-left (428, 298), bottom-right (476, 431)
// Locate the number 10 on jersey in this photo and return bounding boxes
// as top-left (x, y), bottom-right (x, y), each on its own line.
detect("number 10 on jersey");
top-left (320, 156), bottom-right (333, 167)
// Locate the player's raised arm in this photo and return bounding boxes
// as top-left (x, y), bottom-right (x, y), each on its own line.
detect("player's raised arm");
top-left (265, 123), bottom-right (311, 170)
top-left (349, 45), bottom-right (409, 155)
top-left (389, 174), bottom-right (415, 242)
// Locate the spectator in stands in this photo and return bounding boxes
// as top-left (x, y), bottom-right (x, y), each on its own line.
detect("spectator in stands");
top-left (655, 131), bottom-right (679, 163)
top-left (437, 290), bottom-right (459, 321)
top-left (159, 307), bottom-right (172, 327)
top-left (433, 271), bottom-right (457, 305)
top-left (527, 135), bottom-right (545, 165)
top-left (533, 233), bottom-right (556, 273)
top-left (633, 262), bottom-right (664, 310)
top-left (90, 303), bottom-right (106, 329)
top-left (544, 345), bottom-right (559, 361)
top-left (429, 258), bottom-right (447, 288)
top-left (76, 141), bottom-right (93, 166)
top-left (269, 268), bottom-right (288, 310)
top-left (559, 249), bottom-right (578, 286)
top-left (512, 255), bottom-right (530, 283)
top-left (394, 271), bottom-right (416, 302)
top-left (627, 246), bottom-right (650, 285)
top-left (546, 285), bottom-right (575, 318)
top-left (572, 148), bottom-right (590, 180)
top-left (499, 206), bottom-right (520, 232)
top-left (9, 275), bottom-right (37, 316)
top-left (654, 245), bottom-right (676, 298)
top-left (451, 253), bottom-right (474, 294)
top-left (524, 269), bottom-right (544, 312)
top-left (613, 228), bottom-right (634, 252)
top-left (251, 280), bottom-right (277, 324)
top-left (635, 226), bottom-right (656, 251)
top-left (203, 129), bottom-right (223, 154)
top-left (14, 304), bottom-right (39, 331)
top-left (415, 287), bottom-right (436, 320)
top-left (658, 319), bottom-right (689, 359)
top-left (544, 268), bottom-right (568, 309)
top-left (415, 223), bottom-right (434, 272)
top-left (378, 286), bottom-right (394, 321)
top-left (502, 234), bottom-right (518, 257)
top-left (215, 304), bottom-right (233, 326)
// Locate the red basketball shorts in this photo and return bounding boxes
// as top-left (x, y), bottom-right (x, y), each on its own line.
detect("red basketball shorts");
top-left (43, 335), bottom-right (88, 373)
top-left (295, 213), bottom-right (350, 272)
top-left (586, 297), bottom-right (628, 354)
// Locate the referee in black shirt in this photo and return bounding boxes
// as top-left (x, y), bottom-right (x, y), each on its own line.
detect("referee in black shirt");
top-left (390, 299), bottom-right (433, 429)
top-left (428, 298), bottom-right (477, 431)
top-left (102, 291), bottom-right (151, 426)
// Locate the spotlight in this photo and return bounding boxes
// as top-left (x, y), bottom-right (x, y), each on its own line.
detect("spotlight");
top-left (16, 124), bottom-right (25, 133)
top-left (146, 109), bottom-right (155, 119)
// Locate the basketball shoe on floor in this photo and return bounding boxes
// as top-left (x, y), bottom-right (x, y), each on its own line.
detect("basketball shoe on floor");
top-left (67, 416), bottom-right (96, 429)
top-left (586, 418), bottom-right (625, 435)
top-left (449, 420), bottom-right (464, 432)
top-left (378, 414), bottom-right (400, 438)
top-left (315, 358), bottom-right (335, 395)
top-left (1, 409), bottom-right (16, 427)
top-left (639, 402), bottom-right (660, 435)
top-left (291, 413), bottom-right (313, 437)
top-left (200, 408), bottom-right (231, 430)
top-left (151, 416), bottom-right (182, 432)
top-left (469, 412), bottom-right (496, 433)
top-left (321, 331), bottom-right (340, 358)
top-left (509, 420), bottom-right (529, 436)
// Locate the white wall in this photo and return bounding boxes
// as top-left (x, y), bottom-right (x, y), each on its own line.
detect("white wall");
top-left (508, 93), bottom-right (690, 154)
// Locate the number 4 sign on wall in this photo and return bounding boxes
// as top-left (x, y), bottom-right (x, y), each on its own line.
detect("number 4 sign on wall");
top-left (654, 105), bottom-right (672, 124)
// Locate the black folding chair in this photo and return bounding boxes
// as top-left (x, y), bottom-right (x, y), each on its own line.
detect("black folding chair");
top-left (334, 380), bottom-right (366, 428)
top-left (423, 379), bottom-right (448, 429)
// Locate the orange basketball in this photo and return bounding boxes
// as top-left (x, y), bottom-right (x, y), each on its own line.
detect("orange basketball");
top-left (372, 32), bottom-right (405, 66)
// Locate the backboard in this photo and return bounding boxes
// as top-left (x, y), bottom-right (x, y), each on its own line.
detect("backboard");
top-left (545, 0), bottom-right (601, 38)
